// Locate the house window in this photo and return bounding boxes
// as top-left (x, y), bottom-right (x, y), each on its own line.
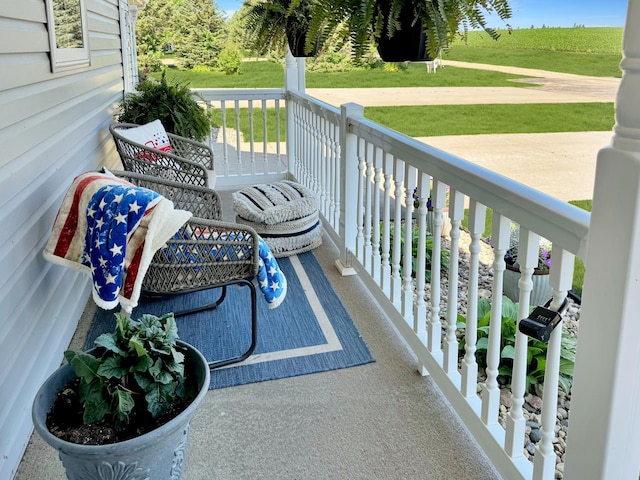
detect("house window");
top-left (46, 0), bottom-right (90, 71)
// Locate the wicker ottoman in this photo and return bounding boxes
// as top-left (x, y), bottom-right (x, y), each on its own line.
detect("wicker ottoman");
top-left (232, 181), bottom-right (322, 257)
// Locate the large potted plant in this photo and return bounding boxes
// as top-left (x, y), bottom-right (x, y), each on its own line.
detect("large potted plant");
top-left (117, 71), bottom-right (212, 141)
top-left (32, 312), bottom-right (210, 480)
top-left (502, 223), bottom-right (554, 306)
top-left (242, 0), bottom-right (321, 57)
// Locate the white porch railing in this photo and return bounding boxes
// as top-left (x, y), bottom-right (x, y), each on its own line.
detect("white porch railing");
top-left (195, 78), bottom-right (591, 478)
top-left (194, 88), bottom-right (289, 188)
top-left (286, 88), bottom-right (589, 480)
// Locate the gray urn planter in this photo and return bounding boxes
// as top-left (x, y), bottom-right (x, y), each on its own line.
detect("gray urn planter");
top-left (503, 265), bottom-right (553, 307)
top-left (32, 341), bottom-right (210, 480)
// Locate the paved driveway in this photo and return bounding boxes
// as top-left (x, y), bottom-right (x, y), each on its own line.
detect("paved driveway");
top-left (307, 61), bottom-right (618, 202)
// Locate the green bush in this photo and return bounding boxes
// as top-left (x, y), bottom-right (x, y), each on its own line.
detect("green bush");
top-left (117, 71), bottom-right (211, 141)
top-left (217, 47), bottom-right (243, 75)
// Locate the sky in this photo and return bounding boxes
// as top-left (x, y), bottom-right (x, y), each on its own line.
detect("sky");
top-left (217, 0), bottom-right (629, 28)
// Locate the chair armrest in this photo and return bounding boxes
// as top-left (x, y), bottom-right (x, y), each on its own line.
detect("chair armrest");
top-left (168, 133), bottom-right (215, 171)
top-left (110, 123), bottom-right (209, 187)
top-left (145, 217), bottom-right (261, 294)
top-left (111, 170), bottom-right (222, 220)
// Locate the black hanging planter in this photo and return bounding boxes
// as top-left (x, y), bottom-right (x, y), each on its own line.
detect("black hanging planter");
top-left (286, 16), bottom-right (318, 57)
top-left (376, 0), bottom-right (433, 62)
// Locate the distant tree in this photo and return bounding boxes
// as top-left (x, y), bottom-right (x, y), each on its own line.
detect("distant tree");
top-left (137, 1), bottom-right (176, 53)
top-left (170, 0), bottom-right (227, 68)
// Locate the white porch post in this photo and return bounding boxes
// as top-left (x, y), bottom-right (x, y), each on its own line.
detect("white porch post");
top-left (564, 2), bottom-right (640, 478)
top-left (284, 49), bottom-right (299, 180)
top-left (335, 103), bottom-right (363, 276)
top-left (297, 58), bottom-right (306, 93)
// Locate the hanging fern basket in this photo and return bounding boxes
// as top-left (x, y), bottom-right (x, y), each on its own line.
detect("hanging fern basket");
top-left (286, 17), bottom-right (318, 57)
top-left (376, 1), bottom-right (434, 62)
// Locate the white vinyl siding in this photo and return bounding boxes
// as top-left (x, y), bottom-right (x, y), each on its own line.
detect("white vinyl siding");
top-left (0, 1), bottom-right (125, 478)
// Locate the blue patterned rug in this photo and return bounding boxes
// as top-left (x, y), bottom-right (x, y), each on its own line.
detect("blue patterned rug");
top-left (85, 252), bottom-right (374, 389)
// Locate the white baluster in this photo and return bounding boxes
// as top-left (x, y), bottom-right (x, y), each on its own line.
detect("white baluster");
top-left (505, 228), bottom-right (539, 457)
top-left (444, 189), bottom-right (464, 380)
top-left (532, 249), bottom-right (573, 480)
top-left (414, 172), bottom-right (429, 347)
top-left (461, 200), bottom-right (486, 409)
top-left (355, 138), bottom-right (365, 262)
top-left (262, 99), bottom-right (268, 173)
top-left (391, 158), bottom-right (404, 308)
top-left (248, 100), bottom-right (256, 174)
top-left (234, 99), bottom-right (242, 170)
top-left (371, 147), bottom-right (382, 282)
top-left (330, 123), bottom-right (339, 230)
top-left (363, 143), bottom-right (374, 276)
top-left (402, 165), bottom-right (416, 323)
top-left (482, 213), bottom-right (510, 425)
top-left (320, 118), bottom-right (328, 218)
top-left (380, 153), bottom-right (393, 297)
top-left (275, 98), bottom-right (281, 166)
top-left (428, 179), bottom-right (446, 359)
top-left (220, 101), bottom-right (229, 176)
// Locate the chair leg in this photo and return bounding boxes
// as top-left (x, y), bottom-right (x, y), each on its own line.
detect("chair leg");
top-left (172, 286), bottom-right (227, 318)
top-left (207, 279), bottom-right (258, 370)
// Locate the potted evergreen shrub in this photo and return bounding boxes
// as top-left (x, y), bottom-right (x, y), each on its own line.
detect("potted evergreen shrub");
top-left (32, 312), bottom-right (210, 480)
top-left (117, 71), bottom-right (212, 141)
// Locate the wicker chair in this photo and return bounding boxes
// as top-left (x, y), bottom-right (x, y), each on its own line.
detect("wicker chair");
top-left (110, 123), bottom-right (214, 188)
top-left (112, 170), bottom-right (260, 369)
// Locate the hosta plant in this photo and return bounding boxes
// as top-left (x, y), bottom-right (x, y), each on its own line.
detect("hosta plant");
top-left (64, 312), bottom-right (189, 431)
top-left (457, 296), bottom-right (576, 394)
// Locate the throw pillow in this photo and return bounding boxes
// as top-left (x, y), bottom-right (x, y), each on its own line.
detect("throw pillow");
top-left (118, 120), bottom-right (173, 156)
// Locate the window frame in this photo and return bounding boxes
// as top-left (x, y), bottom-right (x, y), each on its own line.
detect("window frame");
top-left (45, 0), bottom-right (91, 72)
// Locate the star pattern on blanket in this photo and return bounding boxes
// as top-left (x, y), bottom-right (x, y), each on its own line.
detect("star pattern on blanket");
top-left (81, 184), bottom-right (161, 305)
top-left (256, 238), bottom-right (286, 307)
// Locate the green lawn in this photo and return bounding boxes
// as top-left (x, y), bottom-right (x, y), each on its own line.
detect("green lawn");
top-left (212, 103), bottom-right (613, 141)
top-left (156, 61), bottom-right (537, 89)
top-left (364, 103), bottom-right (614, 137)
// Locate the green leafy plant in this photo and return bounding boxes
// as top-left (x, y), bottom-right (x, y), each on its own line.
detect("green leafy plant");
top-left (387, 223), bottom-right (450, 282)
top-left (457, 296), bottom-right (576, 394)
top-left (64, 312), bottom-right (190, 430)
top-left (117, 71), bottom-right (211, 141)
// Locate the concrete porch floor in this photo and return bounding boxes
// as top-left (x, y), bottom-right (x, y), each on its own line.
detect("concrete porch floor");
top-left (15, 190), bottom-right (501, 480)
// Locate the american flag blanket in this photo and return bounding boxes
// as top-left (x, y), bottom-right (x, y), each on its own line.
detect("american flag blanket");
top-left (43, 171), bottom-right (192, 313)
top-left (256, 237), bottom-right (286, 309)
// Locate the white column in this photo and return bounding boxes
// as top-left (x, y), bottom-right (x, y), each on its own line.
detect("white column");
top-left (564, 2), bottom-right (640, 478)
top-left (284, 49), bottom-right (298, 180)
top-left (297, 58), bottom-right (306, 93)
top-left (335, 103), bottom-right (364, 276)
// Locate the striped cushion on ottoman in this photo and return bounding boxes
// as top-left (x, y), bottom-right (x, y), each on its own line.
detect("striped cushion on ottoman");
top-left (232, 181), bottom-right (322, 257)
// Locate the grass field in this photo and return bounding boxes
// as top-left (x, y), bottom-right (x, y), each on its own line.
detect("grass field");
top-left (446, 27), bottom-right (623, 76)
